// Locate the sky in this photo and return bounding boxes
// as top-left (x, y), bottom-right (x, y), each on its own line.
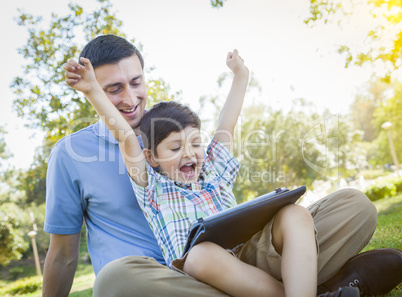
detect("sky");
top-left (1, 0), bottom-right (376, 169)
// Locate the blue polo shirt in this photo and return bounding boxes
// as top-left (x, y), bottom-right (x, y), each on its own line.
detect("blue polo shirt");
top-left (44, 120), bottom-right (165, 275)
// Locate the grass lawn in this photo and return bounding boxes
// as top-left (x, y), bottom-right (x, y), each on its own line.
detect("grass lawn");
top-left (362, 194), bottom-right (402, 297)
top-left (1, 195), bottom-right (401, 296)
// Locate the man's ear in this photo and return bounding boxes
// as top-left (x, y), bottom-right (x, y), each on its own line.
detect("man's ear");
top-left (143, 148), bottom-right (159, 167)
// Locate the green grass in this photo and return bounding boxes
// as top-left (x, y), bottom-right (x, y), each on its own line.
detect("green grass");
top-left (1, 195), bottom-right (401, 296)
top-left (0, 227), bottom-right (94, 297)
top-left (0, 263), bottom-right (94, 297)
top-left (364, 195), bottom-right (402, 252)
top-left (362, 194), bottom-right (402, 297)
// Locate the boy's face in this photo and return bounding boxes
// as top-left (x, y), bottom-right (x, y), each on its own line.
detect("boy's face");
top-left (153, 126), bottom-right (204, 184)
top-left (94, 55), bottom-right (146, 133)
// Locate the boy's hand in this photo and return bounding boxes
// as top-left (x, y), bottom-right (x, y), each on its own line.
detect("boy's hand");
top-left (226, 49), bottom-right (249, 76)
top-left (63, 57), bottom-right (98, 95)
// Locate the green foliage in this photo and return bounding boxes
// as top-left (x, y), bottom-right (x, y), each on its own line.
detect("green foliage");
top-left (229, 100), bottom-right (365, 202)
top-left (11, 0), bottom-right (127, 142)
top-left (348, 80), bottom-right (401, 168)
top-left (15, 147), bottom-right (49, 205)
top-left (371, 82), bottom-right (402, 166)
top-left (357, 168), bottom-right (387, 180)
top-left (0, 276), bottom-right (42, 296)
top-left (146, 79), bottom-right (181, 107)
top-left (0, 126), bottom-right (12, 164)
top-left (210, 0), bottom-right (227, 8)
top-left (305, 1), bottom-right (402, 169)
top-left (365, 181), bottom-right (396, 201)
top-left (11, 0), bottom-right (180, 206)
top-left (363, 176), bottom-right (402, 201)
top-left (389, 176), bottom-right (402, 194)
top-left (349, 94), bottom-right (377, 142)
top-left (305, 0), bottom-right (402, 79)
top-left (348, 78), bottom-right (390, 142)
top-left (200, 74), bottom-right (366, 202)
top-left (0, 201), bottom-right (48, 265)
top-left (0, 206), bottom-right (29, 266)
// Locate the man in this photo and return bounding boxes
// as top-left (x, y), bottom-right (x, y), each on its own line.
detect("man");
top-left (43, 34), bottom-right (402, 297)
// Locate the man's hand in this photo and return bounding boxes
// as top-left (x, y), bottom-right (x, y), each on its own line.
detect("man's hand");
top-left (63, 57), bottom-right (98, 95)
top-left (226, 49), bottom-right (249, 76)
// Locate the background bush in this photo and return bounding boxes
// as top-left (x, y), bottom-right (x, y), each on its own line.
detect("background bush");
top-left (364, 177), bottom-right (401, 201)
top-left (0, 206), bottom-right (29, 266)
top-left (0, 276), bottom-right (42, 296)
top-left (391, 176), bottom-right (402, 193)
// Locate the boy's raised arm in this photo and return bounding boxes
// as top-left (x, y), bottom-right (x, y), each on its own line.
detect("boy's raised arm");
top-left (214, 49), bottom-right (249, 151)
top-left (64, 57), bottom-right (147, 187)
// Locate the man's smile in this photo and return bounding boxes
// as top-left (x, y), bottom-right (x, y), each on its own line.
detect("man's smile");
top-left (119, 104), bottom-right (138, 116)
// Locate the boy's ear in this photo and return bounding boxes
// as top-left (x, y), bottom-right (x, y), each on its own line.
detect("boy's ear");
top-left (143, 148), bottom-right (159, 167)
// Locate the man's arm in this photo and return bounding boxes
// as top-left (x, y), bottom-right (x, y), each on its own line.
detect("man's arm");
top-left (42, 233), bottom-right (80, 297)
top-left (64, 58), bottom-right (147, 187)
top-left (214, 49), bottom-right (249, 150)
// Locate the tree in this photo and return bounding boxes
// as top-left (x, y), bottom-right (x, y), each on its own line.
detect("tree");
top-left (0, 205), bottom-right (29, 266)
top-left (229, 100), bottom-right (366, 203)
top-left (211, 0), bottom-right (227, 8)
top-left (349, 79), bottom-right (390, 142)
top-left (199, 72), bottom-right (364, 203)
top-left (0, 126), bottom-right (12, 168)
top-left (370, 82), bottom-right (402, 166)
top-left (12, 0), bottom-right (176, 144)
top-left (305, 0), bottom-right (402, 82)
top-left (11, 0), bottom-right (179, 205)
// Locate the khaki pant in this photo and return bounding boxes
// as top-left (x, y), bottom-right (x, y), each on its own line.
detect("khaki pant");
top-left (93, 188), bottom-right (377, 297)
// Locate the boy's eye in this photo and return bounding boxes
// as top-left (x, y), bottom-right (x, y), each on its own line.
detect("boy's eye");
top-left (192, 143), bottom-right (201, 147)
top-left (171, 147), bottom-right (181, 152)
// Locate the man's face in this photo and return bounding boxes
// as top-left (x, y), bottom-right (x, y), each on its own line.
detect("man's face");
top-left (94, 55), bottom-right (146, 132)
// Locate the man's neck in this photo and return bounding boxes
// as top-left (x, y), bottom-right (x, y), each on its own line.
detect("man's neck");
top-left (134, 126), bottom-right (141, 136)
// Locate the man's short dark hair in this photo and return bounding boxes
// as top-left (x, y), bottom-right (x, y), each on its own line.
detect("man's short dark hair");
top-left (140, 102), bottom-right (201, 153)
top-left (79, 34), bottom-right (144, 69)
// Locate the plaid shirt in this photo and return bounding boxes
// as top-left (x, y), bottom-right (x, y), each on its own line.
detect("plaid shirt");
top-left (131, 139), bottom-right (240, 267)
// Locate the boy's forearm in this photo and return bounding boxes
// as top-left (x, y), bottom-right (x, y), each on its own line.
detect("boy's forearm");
top-left (85, 85), bottom-right (147, 186)
top-left (217, 71), bottom-right (249, 133)
top-left (85, 86), bottom-right (136, 142)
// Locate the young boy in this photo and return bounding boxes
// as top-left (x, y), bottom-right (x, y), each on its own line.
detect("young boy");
top-left (64, 51), bottom-right (359, 297)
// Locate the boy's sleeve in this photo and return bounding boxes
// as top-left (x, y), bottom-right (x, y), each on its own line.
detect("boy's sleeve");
top-left (205, 139), bottom-right (240, 187)
top-left (130, 163), bottom-right (160, 217)
top-left (44, 145), bottom-right (84, 234)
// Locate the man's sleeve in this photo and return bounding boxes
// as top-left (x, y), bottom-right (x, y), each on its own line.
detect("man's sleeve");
top-left (44, 145), bottom-right (84, 234)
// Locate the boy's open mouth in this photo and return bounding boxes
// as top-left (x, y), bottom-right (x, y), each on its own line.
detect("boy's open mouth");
top-left (179, 162), bottom-right (196, 179)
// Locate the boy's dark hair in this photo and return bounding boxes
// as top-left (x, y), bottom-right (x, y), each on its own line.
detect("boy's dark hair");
top-left (140, 102), bottom-right (201, 153)
top-left (79, 34), bottom-right (144, 69)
